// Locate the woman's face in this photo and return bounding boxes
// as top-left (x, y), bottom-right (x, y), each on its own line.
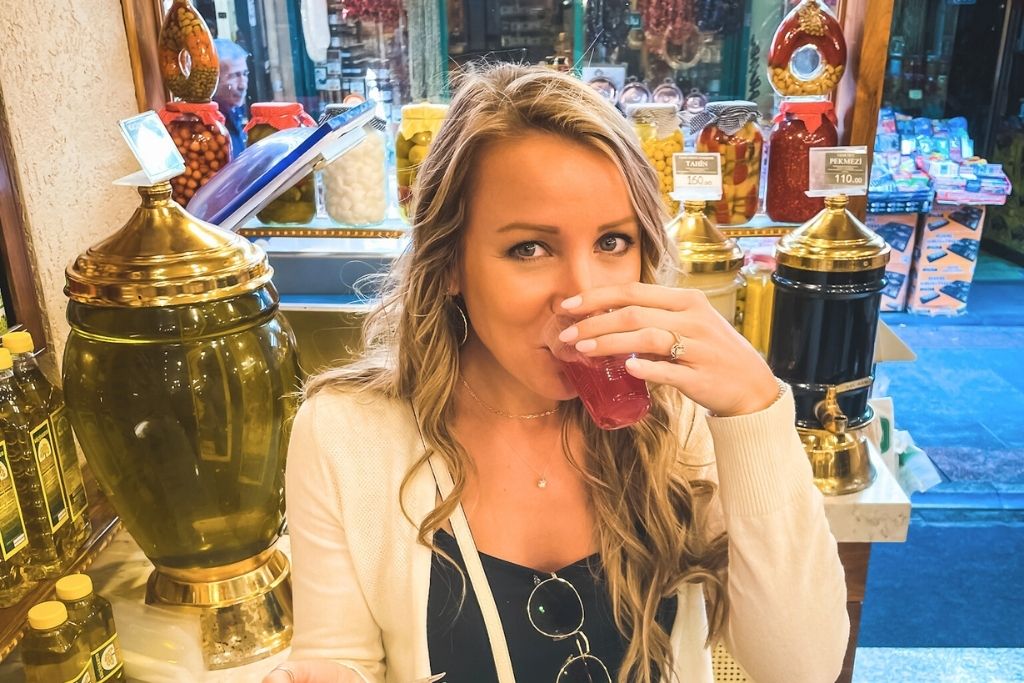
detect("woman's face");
top-left (458, 131), bottom-right (642, 400)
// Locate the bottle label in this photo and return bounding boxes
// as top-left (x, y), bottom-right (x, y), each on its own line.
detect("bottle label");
top-left (66, 663), bottom-right (93, 683)
top-left (92, 631), bottom-right (125, 682)
top-left (50, 406), bottom-right (89, 521)
top-left (0, 440), bottom-right (29, 561)
top-left (30, 421), bottom-right (69, 532)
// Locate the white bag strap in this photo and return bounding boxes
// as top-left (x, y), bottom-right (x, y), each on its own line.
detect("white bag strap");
top-left (428, 453), bottom-right (516, 683)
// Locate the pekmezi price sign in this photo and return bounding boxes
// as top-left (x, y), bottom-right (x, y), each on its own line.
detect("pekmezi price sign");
top-left (807, 146), bottom-right (869, 197)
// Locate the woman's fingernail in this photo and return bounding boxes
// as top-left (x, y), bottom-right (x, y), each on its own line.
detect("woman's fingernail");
top-left (575, 339), bottom-right (597, 352)
top-left (558, 326), bottom-right (579, 343)
top-left (561, 296), bottom-right (582, 309)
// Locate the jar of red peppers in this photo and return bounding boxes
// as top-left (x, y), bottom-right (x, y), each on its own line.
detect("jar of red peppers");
top-left (766, 100), bottom-right (838, 223)
top-left (767, 0), bottom-right (847, 97)
top-left (692, 102), bottom-right (763, 225)
top-left (159, 102), bottom-right (231, 206)
top-left (244, 103), bottom-right (317, 224)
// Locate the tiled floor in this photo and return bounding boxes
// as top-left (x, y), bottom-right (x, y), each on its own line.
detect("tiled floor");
top-left (853, 647), bottom-right (1024, 682)
top-left (855, 252), bottom-right (1024, 677)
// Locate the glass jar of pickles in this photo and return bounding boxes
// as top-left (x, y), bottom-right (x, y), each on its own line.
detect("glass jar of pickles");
top-left (766, 100), bottom-right (838, 223)
top-left (693, 101), bottom-right (763, 225)
top-left (740, 253), bottom-right (777, 356)
top-left (322, 104), bottom-right (388, 226)
top-left (159, 102), bottom-right (231, 206)
top-left (245, 103), bottom-right (317, 224)
top-left (159, 0), bottom-right (219, 103)
top-left (628, 103), bottom-right (683, 216)
top-left (396, 102), bottom-right (448, 218)
top-left (767, 0), bottom-right (847, 97)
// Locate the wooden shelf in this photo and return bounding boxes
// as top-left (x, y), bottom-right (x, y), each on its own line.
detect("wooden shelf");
top-left (0, 466), bottom-right (120, 662)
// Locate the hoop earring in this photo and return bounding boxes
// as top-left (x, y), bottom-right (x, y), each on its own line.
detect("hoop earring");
top-left (451, 298), bottom-right (469, 346)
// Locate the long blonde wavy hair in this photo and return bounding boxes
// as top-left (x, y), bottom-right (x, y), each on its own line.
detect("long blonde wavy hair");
top-left (305, 63), bottom-right (728, 683)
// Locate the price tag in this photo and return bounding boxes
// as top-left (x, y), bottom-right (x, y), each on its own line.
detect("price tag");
top-left (116, 111), bottom-right (186, 186)
top-left (670, 153), bottom-right (723, 201)
top-left (807, 146), bottom-right (869, 197)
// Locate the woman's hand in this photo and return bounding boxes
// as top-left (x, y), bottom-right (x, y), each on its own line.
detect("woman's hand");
top-left (262, 660), bottom-right (367, 683)
top-left (559, 283), bottom-right (780, 417)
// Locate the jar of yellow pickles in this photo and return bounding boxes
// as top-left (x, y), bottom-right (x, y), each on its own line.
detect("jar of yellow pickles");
top-left (396, 102), bottom-right (448, 218)
top-left (628, 104), bottom-right (683, 215)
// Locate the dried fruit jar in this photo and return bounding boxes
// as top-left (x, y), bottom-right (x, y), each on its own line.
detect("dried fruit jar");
top-left (159, 0), bottom-right (219, 102)
top-left (396, 103), bottom-right (448, 218)
top-left (160, 102), bottom-right (231, 206)
top-left (766, 100), bottom-right (838, 223)
top-left (693, 102), bottom-right (763, 225)
top-left (767, 0), bottom-right (847, 97)
top-left (628, 103), bottom-right (683, 216)
top-left (244, 102), bottom-right (317, 224)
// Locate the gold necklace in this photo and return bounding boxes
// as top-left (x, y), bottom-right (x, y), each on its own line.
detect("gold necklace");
top-left (459, 376), bottom-right (561, 420)
top-left (459, 376), bottom-right (561, 488)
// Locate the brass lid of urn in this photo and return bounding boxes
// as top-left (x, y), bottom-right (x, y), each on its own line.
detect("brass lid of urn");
top-left (671, 200), bottom-right (744, 273)
top-left (65, 182), bottom-right (272, 307)
top-left (775, 194), bottom-right (890, 273)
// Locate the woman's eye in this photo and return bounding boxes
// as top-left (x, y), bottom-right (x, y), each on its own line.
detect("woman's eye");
top-left (597, 234), bottom-right (633, 254)
top-left (509, 241), bottom-right (549, 260)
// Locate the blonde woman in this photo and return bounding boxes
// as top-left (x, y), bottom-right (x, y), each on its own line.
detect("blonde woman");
top-left (265, 64), bottom-right (848, 683)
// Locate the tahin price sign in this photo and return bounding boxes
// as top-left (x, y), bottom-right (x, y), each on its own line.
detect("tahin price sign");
top-left (671, 153), bottom-right (723, 201)
top-left (808, 146), bottom-right (869, 197)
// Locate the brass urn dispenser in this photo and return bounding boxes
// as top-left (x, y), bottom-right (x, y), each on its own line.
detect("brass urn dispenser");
top-left (669, 200), bottom-right (745, 325)
top-left (767, 195), bottom-right (890, 495)
top-left (62, 182), bottom-right (300, 668)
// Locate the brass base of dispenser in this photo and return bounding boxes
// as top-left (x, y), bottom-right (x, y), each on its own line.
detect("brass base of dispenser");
top-left (799, 423), bottom-right (876, 496)
top-left (146, 547), bottom-right (293, 670)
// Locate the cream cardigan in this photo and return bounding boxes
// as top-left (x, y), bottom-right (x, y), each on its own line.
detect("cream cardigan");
top-left (284, 385), bottom-right (850, 683)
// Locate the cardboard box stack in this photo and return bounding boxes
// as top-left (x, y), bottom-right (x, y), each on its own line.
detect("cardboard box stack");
top-left (906, 205), bottom-right (985, 315)
top-left (867, 213), bottom-right (921, 311)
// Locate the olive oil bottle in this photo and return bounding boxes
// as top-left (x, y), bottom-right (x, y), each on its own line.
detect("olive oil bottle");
top-left (22, 601), bottom-right (91, 683)
top-left (0, 348), bottom-right (75, 578)
top-left (0, 421), bottom-right (32, 607)
top-left (3, 332), bottom-right (91, 556)
top-left (57, 573), bottom-right (126, 682)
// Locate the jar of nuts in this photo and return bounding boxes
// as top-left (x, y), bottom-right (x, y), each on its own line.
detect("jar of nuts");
top-left (396, 102), bottom-right (449, 219)
top-left (159, 102), bottom-right (231, 206)
top-left (627, 103), bottom-right (683, 216)
top-left (767, 0), bottom-right (847, 98)
top-left (159, 0), bottom-right (219, 103)
top-left (244, 103), bottom-right (318, 225)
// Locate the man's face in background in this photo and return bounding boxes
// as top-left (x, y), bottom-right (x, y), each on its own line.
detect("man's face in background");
top-left (215, 57), bottom-right (249, 110)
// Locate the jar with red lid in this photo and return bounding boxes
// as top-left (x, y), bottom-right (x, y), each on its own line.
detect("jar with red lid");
top-left (692, 101), bottom-right (763, 225)
top-left (244, 103), bottom-right (317, 224)
top-left (767, 0), bottom-right (847, 97)
top-left (766, 100), bottom-right (838, 223)
top-left (159, 102), bottom-right (231, 206)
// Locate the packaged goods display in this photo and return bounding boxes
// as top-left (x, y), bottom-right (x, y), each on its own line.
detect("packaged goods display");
top-left (57, 574), bottom-right (126, 682)
top-left (22, 601), bottom-right (91, 683)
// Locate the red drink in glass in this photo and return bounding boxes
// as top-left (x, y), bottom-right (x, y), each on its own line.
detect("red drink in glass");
top-left (559, 355), bottom-right (650, 430)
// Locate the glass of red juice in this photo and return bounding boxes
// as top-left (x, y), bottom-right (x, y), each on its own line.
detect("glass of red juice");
top-left (543, 314), bottom-right (651, 430)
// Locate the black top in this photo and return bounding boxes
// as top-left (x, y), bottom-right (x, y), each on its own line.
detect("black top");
top-left (427, 529), bottom-right (678, 683)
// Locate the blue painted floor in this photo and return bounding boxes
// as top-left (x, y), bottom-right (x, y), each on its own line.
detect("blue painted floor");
top-left (854, 252), bottom-right (1024, 678)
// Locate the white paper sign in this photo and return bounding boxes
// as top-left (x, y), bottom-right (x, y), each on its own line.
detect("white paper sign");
top-left (670, 153), bottom-right (723, 201)
top-left (807, 146), bottom-right (869, 197)
top-left (117, 111), bottom-right (186, 186)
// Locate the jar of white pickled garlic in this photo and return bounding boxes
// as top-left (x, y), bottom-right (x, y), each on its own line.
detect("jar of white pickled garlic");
top-left (322, 105), bottom-right (388, 226)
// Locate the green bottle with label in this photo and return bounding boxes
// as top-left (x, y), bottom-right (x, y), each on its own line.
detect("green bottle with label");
top-left (57, 573), bottom-right (126, 682)
top-left (22, 601), bottom-right (92, 683)
top-left (0, 424), bottom-right (32, 607)
top-left (0, 348), bottom-right (74, 578)
top-left (3, 332), bottom-right (91, 558)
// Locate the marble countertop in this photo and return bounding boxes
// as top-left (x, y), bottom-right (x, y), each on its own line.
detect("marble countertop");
top-left (823, 445), bottom-right (911, 543)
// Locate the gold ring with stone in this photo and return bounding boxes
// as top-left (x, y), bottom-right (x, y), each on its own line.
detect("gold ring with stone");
top-left (669, 332), bottom-right (685, 361)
